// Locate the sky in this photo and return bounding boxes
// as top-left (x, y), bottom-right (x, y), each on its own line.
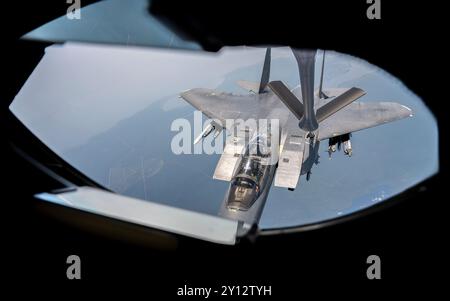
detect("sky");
top-left (10, 43), bottom-right (438, 230)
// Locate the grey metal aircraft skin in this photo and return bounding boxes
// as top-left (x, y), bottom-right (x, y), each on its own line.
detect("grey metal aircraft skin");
top-left (180, 48), bottom-right (413, 226)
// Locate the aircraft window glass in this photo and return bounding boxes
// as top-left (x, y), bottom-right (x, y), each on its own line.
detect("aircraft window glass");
top-left (231, 177), bottom-right (253, 187)
top-left (245, 136), bottom-right (271, 158)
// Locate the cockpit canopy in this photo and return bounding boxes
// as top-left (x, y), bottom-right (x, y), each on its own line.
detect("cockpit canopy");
top-left (226, 176), bottom-right (258, 211)
top-left (245, 135), bottom-right (271, 158)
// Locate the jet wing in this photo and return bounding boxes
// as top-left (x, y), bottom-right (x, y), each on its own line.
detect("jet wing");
top-left (317, 101), bottom-right (413, 141)
top-left (181, 88), bottom-right (260, 181)
top-left (316, 87), bottom-right (350, 99)
top-left (180, 88), bottom-right (259, 127)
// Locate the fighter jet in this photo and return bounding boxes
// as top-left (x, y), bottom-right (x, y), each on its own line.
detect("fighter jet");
top-left (180, 48), bottom-right (413, 225)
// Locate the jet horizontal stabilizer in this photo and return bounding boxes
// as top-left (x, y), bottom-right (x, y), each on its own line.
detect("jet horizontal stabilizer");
top-left (236, 80), bottom-right (261, 93)
top-left (317, 101), bottom-right (413, 141)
